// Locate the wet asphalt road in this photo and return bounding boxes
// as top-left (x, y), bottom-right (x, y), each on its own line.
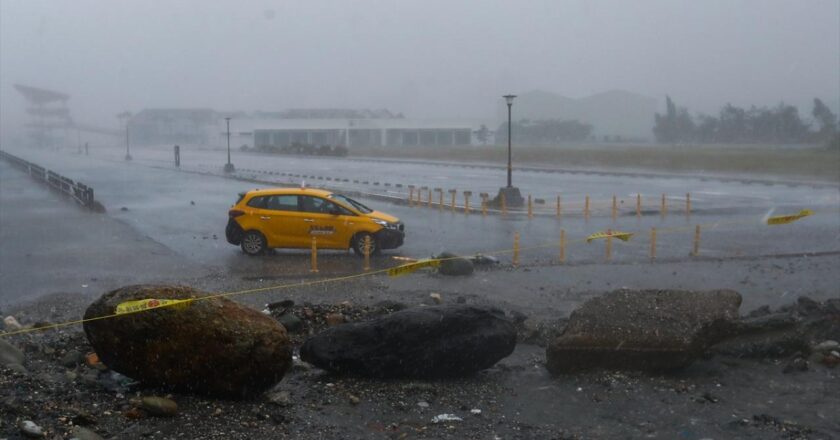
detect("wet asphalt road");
top-left (1, 145), bottom-right (839, 313)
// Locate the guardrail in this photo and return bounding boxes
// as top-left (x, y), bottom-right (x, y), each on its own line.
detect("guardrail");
top-left (0, 150), bottom-right (102, 211)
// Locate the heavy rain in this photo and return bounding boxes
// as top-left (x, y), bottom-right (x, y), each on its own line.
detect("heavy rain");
top-left (1, 1), bottom-right (839, 439)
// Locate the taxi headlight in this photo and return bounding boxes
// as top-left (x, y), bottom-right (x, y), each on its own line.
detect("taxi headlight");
top-left (373, 219), bottom-right (400, 230)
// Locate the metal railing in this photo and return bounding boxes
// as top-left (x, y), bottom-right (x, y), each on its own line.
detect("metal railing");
top-left (0, 150), bottom-right (100, 211)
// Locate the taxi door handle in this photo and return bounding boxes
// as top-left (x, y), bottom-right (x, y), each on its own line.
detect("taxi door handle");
top-left (303, 219), bottom-right (314, 223)
top-left (260, 216), bottom-right (271, 220)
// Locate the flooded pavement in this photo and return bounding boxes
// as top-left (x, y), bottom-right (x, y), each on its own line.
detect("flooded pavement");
top-left (1, 148), bottom-right (839, 439)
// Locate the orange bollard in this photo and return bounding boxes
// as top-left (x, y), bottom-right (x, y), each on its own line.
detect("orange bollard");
top-left (686, 192), bottom-right (691, 217)
top-left (449, 189), bottom-right (457, 212)
top-left (363, 235), bottom-right (372, 271)
top-left (427, 188), bottom-right (432, 208)
top-left (310, 237), bottom-right (319, 273)
top-left (661, 193), bottom-right (667, 218)
top-left (435, 188), bottom-right (443, 211)
top-left (480, 193), bottom-right (488, 216)
top-left (559, 229), bottom-right (566, 263)
top-left (463, 191), bottom-right (472, 215)
top-left (527, 195), bottom-right (533, 219)
top-left (584, 195), bottom-right (590, 219)
top-left (512, 232), bottom-right (520, 267)
top-left (692, 224), bottom-right (701, 256)
top-left (650, 227), bottom-right (657, 260)
top-left (408, 185), bottom-right (415, 207)
top-left (636, 193), bottom-right (641, 218)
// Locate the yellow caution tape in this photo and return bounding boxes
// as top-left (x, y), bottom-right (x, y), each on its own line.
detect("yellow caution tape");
top-left (114, 298), bottom-right (193, 315)
top-left (586, 230), bottom-right (634, 243)
top-left (387, 259), bottom-right (441, 277)
top-left (767, 209), bottom-right (814, 225)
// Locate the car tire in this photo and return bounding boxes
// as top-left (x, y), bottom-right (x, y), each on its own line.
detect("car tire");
top-left (241, 231), bottom-right (267, 256)
top-left (352, 232), bottom-right (380, 256)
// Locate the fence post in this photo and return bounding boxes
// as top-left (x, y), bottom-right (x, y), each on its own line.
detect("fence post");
top-left (636, 193), bottom-right (641, 218)
top-left (650, 227), bottom-right (657, 260)
top-left (363, 235), bottom-right (372, 271)
top-left (692, 225), bottom-right (701, 256)
top-left (584, 195), bottom-right (590, 219)
top-left (408, 185), bottom-right (415, 207)
top-left (661, 193), bottom-right (667, 218)
top-left (559, 229), bottom-right (566, 263)
top-left (463, 191), bottom-right (472, 215)
top-left (480, 193), bottom-right (488, 217)
top-left (527, 195), bottom-right (533, 219)
top-left (686, 193), bottom-right (691, 217)
top-left (310, 237), bottom-right (319, 273)
top-left (513, 232), bottom-right (520, 267)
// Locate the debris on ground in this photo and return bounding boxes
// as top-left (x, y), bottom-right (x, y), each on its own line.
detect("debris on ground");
top-left (435, 251), bottom-right (475, 276)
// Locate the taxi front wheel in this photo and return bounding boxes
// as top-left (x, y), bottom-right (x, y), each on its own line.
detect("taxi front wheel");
top-left (352, 232), bottom-right (380, 256)
top-left (241, 231), bottom-right (267, 256)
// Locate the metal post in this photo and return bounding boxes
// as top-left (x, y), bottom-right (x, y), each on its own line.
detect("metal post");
top-left (611, 195), bottom-right (617, 221)
top-left (310, 237), bottom-right (319, 273)
top-left (661, 193), bottom-right (667, 218)
top-left (692, 225), bottom-right (701, 256)
top-left (408, 185), bottom-right (415, 206)
top-left (636, 194), bottom-right (641, 218)
top-left (527, 194), bottom-right (533, 219)
top-left (427, 188), bottom-right (432, 208)
top-left (686, 193), bottom-right (691, 217)
top-left (224, 117), bottom-right (234, 172)
top-left (481, 193), bottom-right (488, 216)
top-left (363, 235), bottom-right (371, 271)
top-left (650, 227), bottom-right (657, 260)
top-left (556, 195), bottom-right (561, 219)
top-left (584, 195), bottom-right (590, 219)
top-left (559, 229), bottom-right (566, 263)
top-left (463, 191), bottom-right (472, 215)
top-left (449, 189), bottom-right (456, 212)
top-left (512, 232), bottom-right (520, 267)
top-left (507, 101), bottom-right (512, 187)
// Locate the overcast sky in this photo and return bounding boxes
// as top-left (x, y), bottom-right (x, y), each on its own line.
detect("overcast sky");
top-left (1, 0), bottom-right (838, 130)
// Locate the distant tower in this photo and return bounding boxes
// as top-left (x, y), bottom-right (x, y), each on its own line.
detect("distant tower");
top-left (13, 84), bottom-right (71, 149)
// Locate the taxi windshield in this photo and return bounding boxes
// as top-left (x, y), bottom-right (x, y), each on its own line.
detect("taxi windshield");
top-left (329, 193), bottom-right (373, 214)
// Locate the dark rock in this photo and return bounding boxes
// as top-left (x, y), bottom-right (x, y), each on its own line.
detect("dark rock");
top-left (276, 313), bottom-right (303, 333)
top-left (436, 252), bottom-right (474, 276)
top-left (60, 349), bottom-right (86, 368)
top-left (139, 396), bottom-right (178, 417)
top-left (0, 338), bottom-right (25, 366)
top-left (782, 356), bottom-right (808, 374)
top-left (70, 426), bottom-right (105, 440)
top-left (83, 284), bottom-right (293, 397)
top-left (300, 305), bottom-right (516, 378)
top-left (546, 289), bottom-right (742, 373)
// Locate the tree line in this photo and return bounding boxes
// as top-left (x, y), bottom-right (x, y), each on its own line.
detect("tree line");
top-left (654, 96), bottom-right (839, 148)
top-left (494, 119), bottom-right (593, 145)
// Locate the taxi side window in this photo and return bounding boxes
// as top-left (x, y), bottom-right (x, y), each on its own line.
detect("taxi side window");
top-left (265, 195), bottom-right (298, 211)
top-left (246, 196), bottom-right (267, 209)
top-left (300, 196), bottom-right (353, 215)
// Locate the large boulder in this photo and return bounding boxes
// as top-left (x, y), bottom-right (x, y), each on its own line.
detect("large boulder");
top-left (546, 289), bottom-right (741, 374)
top-left (300, 305), bottom-right (516, 378)
top-left (83, 285), bottom-right (292, 398)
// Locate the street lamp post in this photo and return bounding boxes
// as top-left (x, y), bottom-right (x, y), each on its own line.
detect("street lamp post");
top-left (493, 94), bottom-right (523, 207)
top-left (223, 117), bottom-right (235, 173)
top-left (504, 94), bottom-right (515, 187)
top-left (117, 111), bottom-right (133, 161)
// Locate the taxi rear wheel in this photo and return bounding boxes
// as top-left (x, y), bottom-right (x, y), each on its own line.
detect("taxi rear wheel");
top-left (352, 232), bottom-right (380, 256)
top-left (241, 231), bottom-right (267, 256)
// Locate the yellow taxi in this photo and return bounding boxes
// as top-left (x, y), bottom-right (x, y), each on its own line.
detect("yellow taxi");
top-left (225, 187), bottom-right (404, 256)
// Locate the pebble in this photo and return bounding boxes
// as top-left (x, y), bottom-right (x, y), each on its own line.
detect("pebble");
top-left (430, 293), bottom-right (442, 304)
top-left (70, 426), bottom-right (105, 440)
top-left (139, 396), bottom-right (178, 417)
top-left (417, 401), bottom-right (430, 408)
top-left (4, 315), bottom-right (22, 330)
top-left (813, 340), bottom-right (839, 353)
top-left (20, 420), bottom-right (43, 438)
top-left (0, 338), bottom-right (25, 366)
top-left (325, 313), bottom-right (345, 326)
top-left (267, 390), bottom-right (292, 407)
top-left (349, 395), bottom-right (360, 405)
